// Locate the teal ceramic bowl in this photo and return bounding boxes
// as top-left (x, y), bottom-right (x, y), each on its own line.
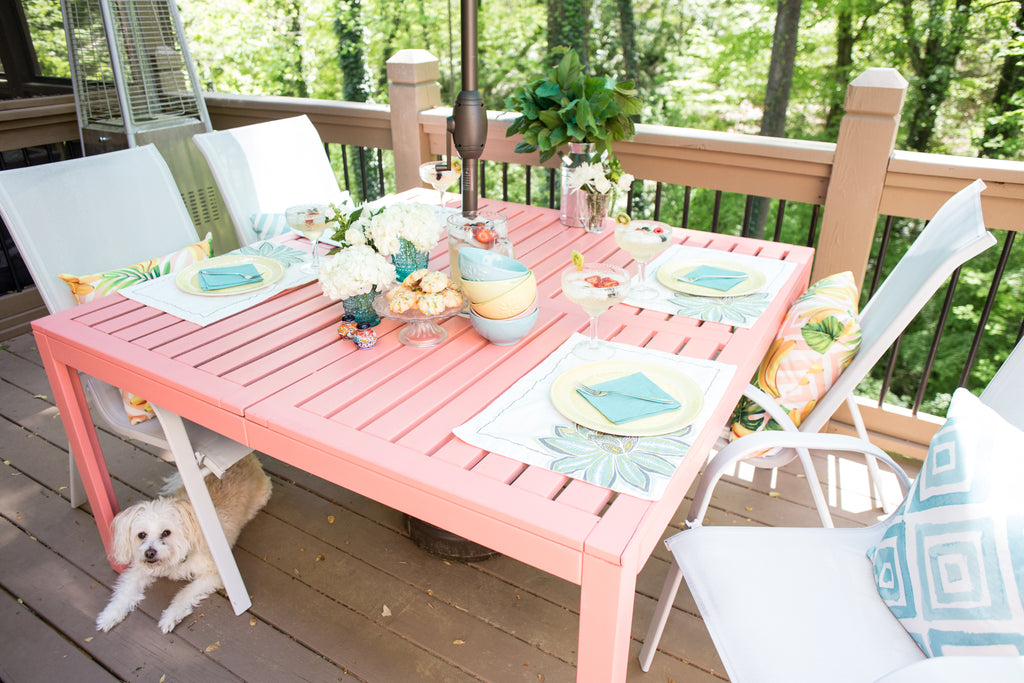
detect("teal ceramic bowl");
top-left (468, 304), bottom-right (539, 345)
top-left (458, 249), bottom-right (530, 281)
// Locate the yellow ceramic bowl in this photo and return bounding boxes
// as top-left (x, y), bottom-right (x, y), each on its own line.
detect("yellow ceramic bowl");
top-left (470, 272), bottom-right (538, 319)
top-left (459, 271), bottom-right (531, 304)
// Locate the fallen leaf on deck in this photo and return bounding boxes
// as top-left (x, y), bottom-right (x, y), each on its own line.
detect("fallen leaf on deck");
top-left (33, 394), bottom-right (47, 400)
top-left (453, 639), bottom-right (465, 645)
top-left (745, 506), bottom-right (753, 512)
top-left (159, 675), bottom-right (166, 683)
top-left (204, 641), bottom-right (220, 653)
top-left (769, 492), bottom-right (781, 498)
top-left (84, 636), bottom-right (93, 643)
top-left (382, 604), bottom-right (392, 617)
top-left (327, 515), bottom-right (335, 524)
top-left (250, 616), bottom-right (258, 626)
top-left (315, 554), bottom-right (325, 562)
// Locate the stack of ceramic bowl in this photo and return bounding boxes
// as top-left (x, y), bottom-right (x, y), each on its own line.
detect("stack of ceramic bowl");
top-left (458, 249), bottom-right (539, 346)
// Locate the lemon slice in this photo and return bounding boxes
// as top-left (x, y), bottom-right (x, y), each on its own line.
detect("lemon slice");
top-left (571, 250), bottom-right (585, 271)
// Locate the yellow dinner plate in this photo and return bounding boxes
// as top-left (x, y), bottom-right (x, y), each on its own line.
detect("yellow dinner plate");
top-left (175, 254), bottom-right (285, 296)
top-left (656, 259), bottom-right (766, 297)
top-left (550, 360), bottom-right (704, 436)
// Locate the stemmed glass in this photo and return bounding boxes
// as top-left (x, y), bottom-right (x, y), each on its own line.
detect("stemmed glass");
top-left (560, 263), bottom-right (631, 359)
top-left (286, 203), bottom-right (329, 275)
top-left (614, 220), bottom-right (672, 299)
top-left (419, 158), bottom-right (462, 208)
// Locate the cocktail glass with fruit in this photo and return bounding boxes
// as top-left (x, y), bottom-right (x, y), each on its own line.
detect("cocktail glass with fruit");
top-left (561, 260), bottom-right (631, 359)
top-left (419, 158), bottom-right (462, 208)
top-left (614, 219), bottom-right (672, 299)
top-left (285, 203), bottom-right (330, 274)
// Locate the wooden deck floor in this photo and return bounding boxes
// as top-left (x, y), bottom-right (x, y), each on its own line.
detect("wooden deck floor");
top-left (0, 332), bottom-right (919, 682)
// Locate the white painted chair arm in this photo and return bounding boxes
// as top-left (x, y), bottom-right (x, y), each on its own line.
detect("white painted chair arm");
top-left (874, 655), bottom-right (1024, 682)
top-left (687, 430), bottom-right (914, 526)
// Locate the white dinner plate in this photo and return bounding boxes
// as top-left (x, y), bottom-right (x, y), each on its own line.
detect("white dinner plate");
top-left (549, 360), bottom-right (704, 437)
top-left (656, 259), bottom-right (766, 297)
top-left (175, 254), bottom-right (285, 296)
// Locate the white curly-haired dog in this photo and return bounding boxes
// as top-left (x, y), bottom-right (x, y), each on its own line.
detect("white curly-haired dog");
top-left (96, 453), bottom-right (271, 634)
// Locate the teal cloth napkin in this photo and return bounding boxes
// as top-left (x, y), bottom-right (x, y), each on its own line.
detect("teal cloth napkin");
top-left (197, 263), bottom-right (263, 291)
top-left (678, 264), bottom-right (748, 291)
top-left (576, 372), bottom-right (681, 425)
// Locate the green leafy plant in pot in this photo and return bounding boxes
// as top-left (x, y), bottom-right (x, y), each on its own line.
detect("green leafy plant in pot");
top-left (504, 47), bottom-right (641, 226)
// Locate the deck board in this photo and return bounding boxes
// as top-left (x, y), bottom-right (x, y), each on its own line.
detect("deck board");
top-left (0, 333), bottom-right (919, 682)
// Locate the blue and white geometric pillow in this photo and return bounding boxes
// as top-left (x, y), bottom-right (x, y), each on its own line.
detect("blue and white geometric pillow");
top-left (867, 388), bottom-right (1024, 657)
top-left (250, 213), bottom-right (291, 240)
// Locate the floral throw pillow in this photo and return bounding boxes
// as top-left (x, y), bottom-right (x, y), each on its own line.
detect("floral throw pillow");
top-left (730, 271), bottom-right (862, 438)
top-left (57, 233), bottom-right (213, 424)
top-left (58, 233), bottom-right (213, 304)
top-left (867, 388), bottom-right (1024, 657)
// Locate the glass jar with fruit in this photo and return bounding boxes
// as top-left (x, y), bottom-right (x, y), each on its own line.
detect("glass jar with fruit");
top-left (446, 211), bottom-right (513, 282)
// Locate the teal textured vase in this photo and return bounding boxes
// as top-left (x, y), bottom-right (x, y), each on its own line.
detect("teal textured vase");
top-left (342, 288), bottom-right (380, 327)
top-left (392, 238), bottom-right (429, 281)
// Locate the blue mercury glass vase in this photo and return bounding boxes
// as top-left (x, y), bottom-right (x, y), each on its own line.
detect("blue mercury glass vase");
top-left (392, 237), bottom-right (429, 281)
top-left (342, 287), bottom-right (380, 327)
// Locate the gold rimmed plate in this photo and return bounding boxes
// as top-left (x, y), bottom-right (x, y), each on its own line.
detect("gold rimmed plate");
top-left (656, 259), bottom-right (766, 297)
top-left (550, 360), bottom-right (704, 436)
top-left (175, 254), bottom-right (285, 297)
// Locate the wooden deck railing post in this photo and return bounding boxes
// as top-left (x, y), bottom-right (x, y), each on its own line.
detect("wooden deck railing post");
top-left (814, 68), bottom-right (908, 289)
top-left (387, 49), bottom-right (442, 192)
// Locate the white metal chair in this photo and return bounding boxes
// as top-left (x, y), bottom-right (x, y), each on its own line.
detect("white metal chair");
top-left (708, 179), bottom-right (995, 527)
top-left (192, 114), bottom-right (352, 246)
top-left (639, 337), bottom-right (1024, 682)
top-left (0, 145), bottom-right (256, 616)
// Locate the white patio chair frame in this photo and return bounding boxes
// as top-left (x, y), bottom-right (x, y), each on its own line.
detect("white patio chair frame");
top-left (712, 179), bottom-right (995, 528)
top-left (192, 114), bottom-right (352, 246)
top-left (0, 145), bottom-right (256, 616)
top-left (639, 337), bottom-right (1024, 681)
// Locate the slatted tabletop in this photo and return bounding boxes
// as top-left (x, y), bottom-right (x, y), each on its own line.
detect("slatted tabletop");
top-left (32, 190), bottom-right (813, 682)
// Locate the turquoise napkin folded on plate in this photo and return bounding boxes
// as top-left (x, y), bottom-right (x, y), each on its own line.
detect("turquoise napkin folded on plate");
top-left (678, 264), bottom-right (747, 291)
top-left (197, 263), bottom-right (263, 291)
top-left (576, 372), bottom-right (681, 425)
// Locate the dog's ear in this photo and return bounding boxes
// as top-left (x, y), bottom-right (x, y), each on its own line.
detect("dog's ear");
top-left (109, 504), bottom-right (143, 565)
top-left (172, 498), bottom-right (201, 546)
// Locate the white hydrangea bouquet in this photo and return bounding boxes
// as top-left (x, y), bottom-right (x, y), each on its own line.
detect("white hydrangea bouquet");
top-left (567, 156), bottom-right (634, 195)
top-left (325, 203), bottom-right (380, 252)
top-left (318, 244), bottom-right (396, 300)
top-left (365, 202), bottom-right (443, 255)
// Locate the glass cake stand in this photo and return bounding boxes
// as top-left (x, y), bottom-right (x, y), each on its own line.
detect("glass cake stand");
top-left (372, 290), bottom-right (465, 347)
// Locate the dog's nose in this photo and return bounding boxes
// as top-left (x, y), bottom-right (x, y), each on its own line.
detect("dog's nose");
top-left (144, 548), bottom-right (157, 560)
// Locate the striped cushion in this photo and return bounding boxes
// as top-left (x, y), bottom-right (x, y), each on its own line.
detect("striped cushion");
top-left (868, 388), bottom-right (1024, 657)
top-left (250, 213), bottom-right (291, 240)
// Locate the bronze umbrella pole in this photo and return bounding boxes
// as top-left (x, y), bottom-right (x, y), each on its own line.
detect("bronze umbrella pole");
top-left (405, 0), bottom-right (498, 560)
top-left (447, 0), bottom-right (487, 217)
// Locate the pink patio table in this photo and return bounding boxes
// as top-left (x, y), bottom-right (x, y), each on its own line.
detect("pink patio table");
top-left (32, 189), bottom-right (813, 682)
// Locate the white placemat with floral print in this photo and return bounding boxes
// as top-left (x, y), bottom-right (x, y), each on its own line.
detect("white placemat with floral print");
top-left (120, 241), bottom-right (317, 326)
top-left (452, 333), bottom-right (736, 501)
top-left (624, 244), bottom-right (798, 328)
